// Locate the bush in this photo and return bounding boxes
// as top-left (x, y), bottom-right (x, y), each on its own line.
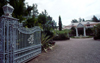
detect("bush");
top-left (93, 23), bottom-right (100, 40)
top-left (70, 27), bottom-right (76, 36)
top-left (94, 36), bottom-right (98, 40)
top-left (53, 30), bottom-right (70, 40)
top-left (43, 30), bottom-right (54, 39)
top-left (86, 28), bottom-right (93, 36)
top-left (41, 32), bottom-right (56, 52)
top-left (41, 33), bottom-right (53, 52)
top-left (93, 36), bottom-right (100, 40)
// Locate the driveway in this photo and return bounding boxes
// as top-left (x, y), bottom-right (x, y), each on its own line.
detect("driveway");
top-left (28, 38), bottom-right (100, 63)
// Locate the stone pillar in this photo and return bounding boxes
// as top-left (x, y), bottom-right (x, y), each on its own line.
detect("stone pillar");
top-left (84, 27), bottom-right (86, 36)
top-left (76, 27), bottom-right (78, 37)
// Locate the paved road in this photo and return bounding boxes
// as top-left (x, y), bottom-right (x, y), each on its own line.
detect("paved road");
top-left (28, 38), bottom-right (100, 63)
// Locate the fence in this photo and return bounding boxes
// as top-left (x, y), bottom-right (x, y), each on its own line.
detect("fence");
top-left (0, 3), bottom-right (41, 63)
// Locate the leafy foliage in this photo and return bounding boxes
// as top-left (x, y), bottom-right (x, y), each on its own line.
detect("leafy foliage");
top-left (86, 28), bottom-right (93, 36)
top-left (23, 17), bottom-right (38, 28)
top-left (41, 33), bottom-right (54, 52)
top-left (32, 4), bottom-right (39, 17)
top-left (71, 19), bottom-right (78, 23)
top-left (0, 0), bottom-right (57, 50)
top-left (79, 18), bottom-right (82, 22)
top-left (26, 5), bottom-right (33, 16)
top-left (70, 27), bottom-right (76, 36)
top-left (93, 23), bottom-right (100, 39)
top-left (10, 0), bottom-right (26, 22)
top-left (83, 18), bottom-right (85, 21)
top-left (53, 30), bottom-right (70, 40)
top-left (92, 15), bottom-right (99, 22)
top-left (0, 0), bottom-right (26, 22)
top-left (38, 10), bottom-right (57, 31)
top-left (38, 13), bottom-right (47, 25)
top-left (71, 18), bottom-right (85, 23)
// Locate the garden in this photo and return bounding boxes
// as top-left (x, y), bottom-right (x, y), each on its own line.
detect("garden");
top-left (1, 0), bottom-right (99, 53)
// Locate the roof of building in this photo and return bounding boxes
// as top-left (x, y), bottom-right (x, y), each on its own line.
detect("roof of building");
top-left (66, 21), bottom-right (100, 27)
top-left (64, 21), bottom-right (100, 29)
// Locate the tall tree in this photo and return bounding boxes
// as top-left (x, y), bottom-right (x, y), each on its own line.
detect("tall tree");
top-left (58, 15), bottom-right (62, 31)
top-left (92, 15), bottom-right (99, 22)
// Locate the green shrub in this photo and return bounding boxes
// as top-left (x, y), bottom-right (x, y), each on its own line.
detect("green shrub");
top-left (70, 27), bottom-right (76, 36)
top-left (94, 36), bottom-right (98, 40)
top-left (53, 30), bottom-right (70, 40)
top-left (93, 23), bottom-right (100, 40)
top-left (41, 33), bottom-right (55, 52)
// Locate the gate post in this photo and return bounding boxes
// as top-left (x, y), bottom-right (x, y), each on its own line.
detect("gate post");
top-left (0, 3), bottom-right (18, 63)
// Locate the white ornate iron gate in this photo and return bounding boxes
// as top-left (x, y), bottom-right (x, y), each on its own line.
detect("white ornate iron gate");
top-left (14, 26), bottom-right (41, 63)
top-left (0, 3), bottom-right (41, 63)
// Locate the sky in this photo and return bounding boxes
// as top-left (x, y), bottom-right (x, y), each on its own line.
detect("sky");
top-left (25, 0), bottom-right (100, 25)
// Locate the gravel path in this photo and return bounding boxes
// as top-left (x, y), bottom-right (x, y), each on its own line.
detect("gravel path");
top-left (28, 38), bottom-right (100, 63)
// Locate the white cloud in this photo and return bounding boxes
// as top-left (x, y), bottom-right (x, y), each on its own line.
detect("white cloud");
top-left (25, 0), bottom-right (100, 25)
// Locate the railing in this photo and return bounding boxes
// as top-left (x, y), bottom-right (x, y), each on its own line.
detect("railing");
top-left (14, 26), bottom-right (41, 63)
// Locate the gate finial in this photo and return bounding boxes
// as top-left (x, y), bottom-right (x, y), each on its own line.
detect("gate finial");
top-left (2, 3), bottom-right (14, 17)
top-left (7, 0), bottom-right (9, 2)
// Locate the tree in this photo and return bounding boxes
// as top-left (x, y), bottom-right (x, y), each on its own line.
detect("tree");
top-left (26, 5), bottom-right (33, 16)
top-left (38, 13), bottom-right (47, 25)
top-left (45, 16), bottom-right (56, 30)
top-left (58, 16), bottom-right (62, 31)
top-left (86, 28), bottom-right (93, 36)
top-left (71, 19), bottom-right (78, 23)
top-left (32, 4), bottom-right (39, 17)
top-left (0, 0), bottom-right (35, 22)
top-left (23, 16), bottom-right (37, 28)
top-left (51, 20), bottom-right (57, 29)
top-left (92, 15), bottom-right (99, 22)
top-left (38, 11), bottom-right (56, 31)
top-left (71, 27), bottom-right (76, 36)
top-left (79, 18), bottom-right (82, 22)
top-left (83, 18), bottom-right (85, 22)
top-left (10, 0), bottom-right (26, 18)
top-left (0, 0), bottom-right (27, 22)
top-left (25, 4), bottom-right (39, 17)
top-left (93, 23), bottom-right (100, 39)
top-left (23, 3), bottom-right (39, 27)
top-left (37, 10), bottom-right (49, 30)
